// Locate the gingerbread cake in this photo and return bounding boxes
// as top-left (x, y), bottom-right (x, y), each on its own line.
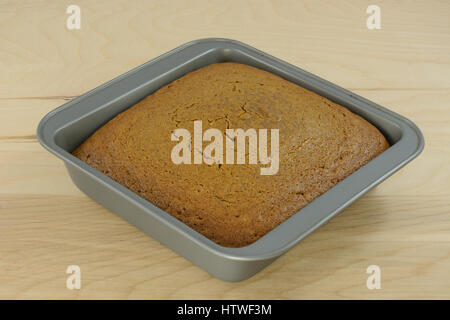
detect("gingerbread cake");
top-left (72, 62), bottom-right (389, 247)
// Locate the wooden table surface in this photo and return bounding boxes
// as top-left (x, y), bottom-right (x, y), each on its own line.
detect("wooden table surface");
top-left (1, 0), bottom-right (449, 299)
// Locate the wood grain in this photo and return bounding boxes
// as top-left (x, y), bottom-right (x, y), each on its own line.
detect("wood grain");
top-left (0, 0), bottom-right (449, 299)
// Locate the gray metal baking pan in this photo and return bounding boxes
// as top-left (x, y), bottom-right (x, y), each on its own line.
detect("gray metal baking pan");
top-left (37, 38), bottom-right (424, 281)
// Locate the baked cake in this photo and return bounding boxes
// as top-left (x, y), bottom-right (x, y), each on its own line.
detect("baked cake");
top-left (72, 62), bottom-right (389, 247)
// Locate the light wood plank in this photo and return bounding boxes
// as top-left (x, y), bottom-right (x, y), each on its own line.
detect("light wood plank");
top-left (0, 0), bottom-right (449, 98)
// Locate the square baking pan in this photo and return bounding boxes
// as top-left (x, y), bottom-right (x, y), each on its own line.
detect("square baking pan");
top-left (37, 38), bottom-right (424, 281)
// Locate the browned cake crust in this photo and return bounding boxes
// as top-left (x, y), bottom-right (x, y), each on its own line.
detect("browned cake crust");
top-left (72, 62), bottom-right (389, 247)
